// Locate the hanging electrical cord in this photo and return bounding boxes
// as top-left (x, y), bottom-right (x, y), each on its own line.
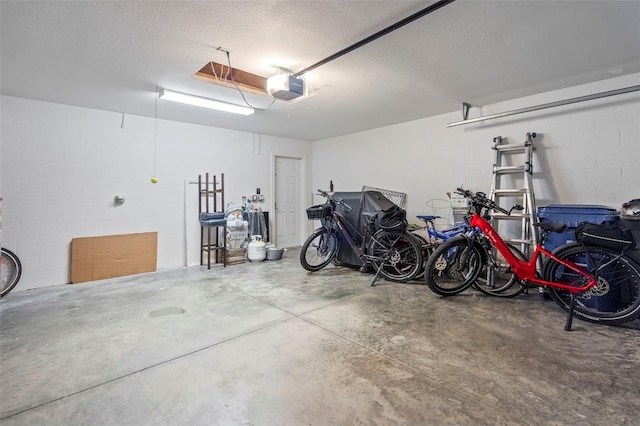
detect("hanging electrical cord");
top-left (151, 85), bottom-right (158, 182)
top-left (209, 61), bottom-right (218, 80)
top-left (222, 50), bottom-right (277, 112)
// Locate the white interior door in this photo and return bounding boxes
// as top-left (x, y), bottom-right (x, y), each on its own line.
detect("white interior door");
top-left (274, 156), bottom-right (301, 248)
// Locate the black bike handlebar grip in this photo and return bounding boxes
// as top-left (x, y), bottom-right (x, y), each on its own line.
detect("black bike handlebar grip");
top-left (494, 204), bottom-right (510, 215)
top-left (456, 187), bottom-right (473, 197)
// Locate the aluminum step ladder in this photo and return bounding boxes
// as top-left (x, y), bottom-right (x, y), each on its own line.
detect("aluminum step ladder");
top-left (488, 132), bottom-right (538, 257)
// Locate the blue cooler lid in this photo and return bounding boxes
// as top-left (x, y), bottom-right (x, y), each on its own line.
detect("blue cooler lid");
top-left (537, 204), bottom-right (619, 227)
top-left (538, 204), bottom-right (616, 213)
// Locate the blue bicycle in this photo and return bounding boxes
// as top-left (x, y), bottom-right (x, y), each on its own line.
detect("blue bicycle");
top-left (415, 215), bottom-right (467, 243)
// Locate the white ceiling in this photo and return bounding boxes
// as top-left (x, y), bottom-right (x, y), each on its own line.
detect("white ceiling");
top-left (2, 1), bottom-right (639, 141)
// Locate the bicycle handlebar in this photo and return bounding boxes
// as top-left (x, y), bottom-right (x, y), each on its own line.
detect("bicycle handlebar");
top-left (316, 189), bottom-right (352, 213)
top-left (455, 187), bottom-right (474, 199)
top-left (317, 189), bottom-right (337, 201)
top-left (455, 187), bottom-right (511, 216)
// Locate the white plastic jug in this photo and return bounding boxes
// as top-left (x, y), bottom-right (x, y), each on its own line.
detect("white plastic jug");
top-left (247, 235), bottom-right (266, 262)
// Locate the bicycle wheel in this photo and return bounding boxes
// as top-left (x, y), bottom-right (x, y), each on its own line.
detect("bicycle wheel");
top-left (367, 230), bottom-right (423, 282)
top-left (1, 248), bottom-right (22, 297)
top-left (408, 231), bottom-right (430, 280)
top-left (300, 228), bottom-right (339, 272)
top-left (473, 243), bottom-right (528, 298)
top-left (424, 236), bottom-right (483, 296)
top-left (543, 244), bottom-right (640, 325)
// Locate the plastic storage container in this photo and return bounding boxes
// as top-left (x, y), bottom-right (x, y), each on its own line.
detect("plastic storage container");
top-left (568, 250), bottom-right (620, 312)
top-left (619, 216), bottom-right (640, 263)
top-left (266, 247), bottom-right (284, 260)
top-left (537, 204), bottom-right (619, 252)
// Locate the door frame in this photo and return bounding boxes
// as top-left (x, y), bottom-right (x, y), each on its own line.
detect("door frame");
top-left (271, 154), bottom-right (308, 247)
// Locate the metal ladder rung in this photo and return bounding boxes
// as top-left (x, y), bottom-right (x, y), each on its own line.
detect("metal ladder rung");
top-left (493, 143), bottom-right (527, 152)
top-left (494, 165), bottom-right (525, 174)
top-left (503, 237), bottom-right (534, 245)
top-left (493, 189), bottom-right (529, 195)
top-left (490, 213), bottom-right (531, 220)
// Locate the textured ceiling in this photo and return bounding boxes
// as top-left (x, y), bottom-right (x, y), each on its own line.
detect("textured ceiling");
top-left (2, 1), bottom-right (639, 141)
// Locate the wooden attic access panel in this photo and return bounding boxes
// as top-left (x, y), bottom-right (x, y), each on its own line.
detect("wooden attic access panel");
top-left (195, 61), bottom-right (268, 95)
top-left (70, 232), bottom-right (157, 283)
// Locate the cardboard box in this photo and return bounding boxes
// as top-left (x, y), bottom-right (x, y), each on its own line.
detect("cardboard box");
top-left (70, 232), bottom-right (157, 283)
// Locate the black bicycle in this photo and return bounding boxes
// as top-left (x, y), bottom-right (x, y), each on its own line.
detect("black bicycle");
top-left (300, 190), bottom-right (423, 284)
top-left (1, 248), bottom-right (22, 297)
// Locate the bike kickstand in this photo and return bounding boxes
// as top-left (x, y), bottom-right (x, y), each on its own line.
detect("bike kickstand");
top-left (564, 293), bottom-right (578, 331)
top-left (370, 263), bottom-right (385, 287)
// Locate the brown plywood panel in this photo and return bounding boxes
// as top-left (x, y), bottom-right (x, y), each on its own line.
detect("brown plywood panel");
top-left (70, 232), bottom-right (157, 283)
top-left (70, 237), bottom-right (95, 283)
top-left (195, 61), bottom-right (267, 95)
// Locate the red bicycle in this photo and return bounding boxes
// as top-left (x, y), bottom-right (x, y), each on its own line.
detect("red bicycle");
top-left (424, 188), bottom-right (640, 330)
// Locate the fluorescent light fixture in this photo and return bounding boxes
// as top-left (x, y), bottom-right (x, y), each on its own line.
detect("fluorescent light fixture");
top-left (158, 88), bottom-right (254, 116)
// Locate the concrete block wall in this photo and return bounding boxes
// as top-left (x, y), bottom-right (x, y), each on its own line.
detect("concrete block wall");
top-left (1, 96), bottom-right (311, 291)
top-left (2, 73), bottom-right (638, 292)
top-left (311, 73), bottom-right (640, 225)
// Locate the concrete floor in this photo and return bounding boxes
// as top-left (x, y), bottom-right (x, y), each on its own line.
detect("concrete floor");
top-left (1, 249), bottom-right (639, 426)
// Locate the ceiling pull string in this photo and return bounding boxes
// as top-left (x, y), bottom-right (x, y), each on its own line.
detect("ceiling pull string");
top-left (151, 85), bottom-right (159, 184)
top-left (292, 0), bottom-right (456, 77)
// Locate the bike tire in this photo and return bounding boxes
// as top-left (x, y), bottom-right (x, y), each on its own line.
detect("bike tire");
top-left (367, 230), bottom-right (423, 282)
top-left (473, 243), bottom-right (528, 298)
top-left (424, 236), bottom-right (483, 296)
top-left (1, 248), bottom-right (22, 297)
top-left (543, 244), bottom-right (640, 325)
top-left (408, 231), bottom-right (430, 280)
top-left (300, 228), bottom-right (339, 272)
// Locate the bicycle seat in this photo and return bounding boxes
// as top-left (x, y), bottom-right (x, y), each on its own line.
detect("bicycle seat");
top-left (417, 215), bottom-right (440, 221)
top-left (535, 222), bottom-right (567, 233)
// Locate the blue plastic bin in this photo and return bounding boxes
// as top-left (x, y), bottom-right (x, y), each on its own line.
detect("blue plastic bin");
top-left (537, 204), bottom-right (619, 252)
top-left (538, 204), bottom-right (621, 312)
top-left (569, 252), bottom-right (620, 312)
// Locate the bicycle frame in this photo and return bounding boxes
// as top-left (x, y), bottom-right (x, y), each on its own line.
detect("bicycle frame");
top-left (328, 208), bottom-right (402, 266)
top-left (416, 215), bottom-right (468, 243)
top-left (467, 213), bottom-right (596, 294)
top-left (328, 208), bottom-right (367, 257)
